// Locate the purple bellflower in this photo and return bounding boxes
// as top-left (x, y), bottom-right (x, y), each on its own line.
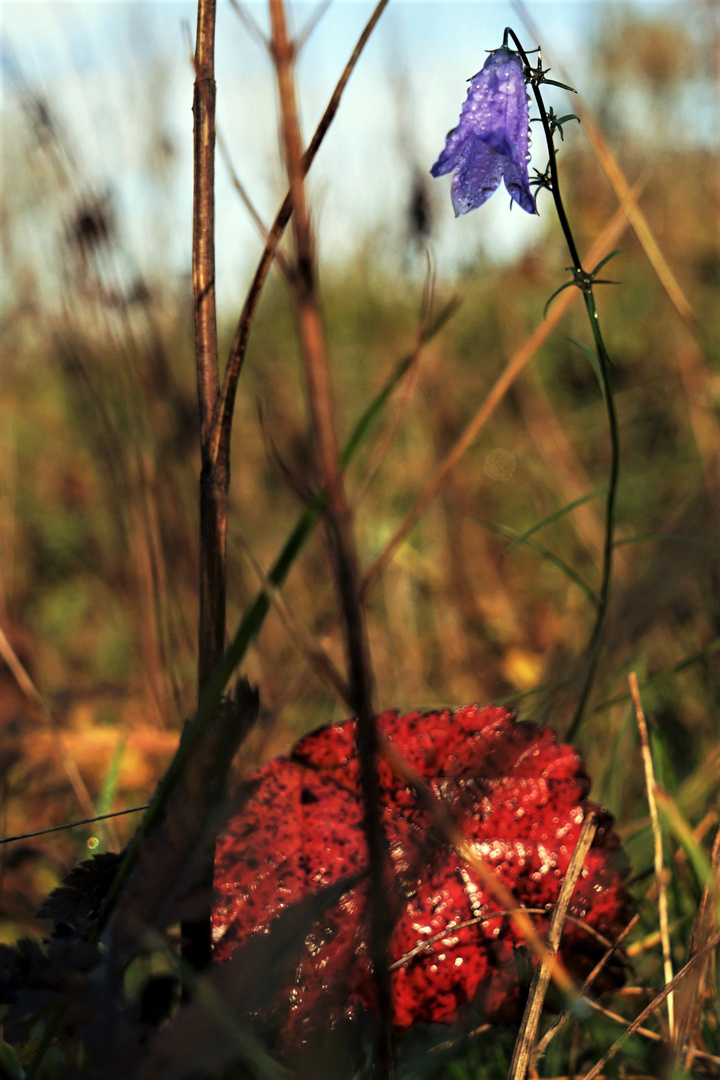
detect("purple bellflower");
top-left (431, 48), bottom-right (537, 217)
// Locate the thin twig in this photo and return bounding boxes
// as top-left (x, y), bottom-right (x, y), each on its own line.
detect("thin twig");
top-left (210, 0), bottom-right (391, 473)
top-left (629, 671), bottom-right (674, 1037)
top-left (508, 814), bottom-right (598, 1080)
top-left (296, 0), bottom-right (333, 52)
top-left (0, 804), bottom-right (149, 846)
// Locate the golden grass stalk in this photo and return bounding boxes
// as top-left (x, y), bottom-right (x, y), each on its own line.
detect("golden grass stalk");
top-left (508, 813), bottom-right (598, 1080)
top-left (629, 671), bottom-right (674, 1038)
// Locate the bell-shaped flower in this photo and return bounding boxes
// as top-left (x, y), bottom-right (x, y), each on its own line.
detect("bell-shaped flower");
top-left (431, 48), bottom-right (537, 217)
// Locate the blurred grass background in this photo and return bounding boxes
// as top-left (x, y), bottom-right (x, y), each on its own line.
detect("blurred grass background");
top-left (0, 0), bottom-right (718, 977)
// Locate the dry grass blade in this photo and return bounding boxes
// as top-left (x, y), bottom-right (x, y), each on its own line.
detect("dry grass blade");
top-left (582, 997), bottom-right (720, 1072)
top-left (531, 914), bottom-right (640, 1066)
top-left (0, 622), bottom-right (100, 827)
top-left (508, 813), bottom-right (598, 1080)
top-left (362, 184), bottom-right (643, 594)
top-left (629, 671), bottom-right (674, 1037)
top-left (674, 822), bottom-right (720, 1071)
top-left (576, 109), bottom-right (701, 342)
top-left (580, 931), bottom-right (720, 1080)
top-left (390, 908), bottom-right (625, 974)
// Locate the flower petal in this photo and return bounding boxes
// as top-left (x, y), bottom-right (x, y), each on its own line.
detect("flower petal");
top-left (450, 136), bottom-right (502, 217)
top-left (501, 159), bottom-right (537, 215)
top-left (430, 129), bottom-right (462, 178)
top-left (477, 49), bottom-right (530, 168)
top-left (431, 47), bottom-right (536, 218)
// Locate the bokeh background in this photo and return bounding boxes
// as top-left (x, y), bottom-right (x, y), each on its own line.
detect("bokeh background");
top-left (1, 0), bottom-right (718, 948)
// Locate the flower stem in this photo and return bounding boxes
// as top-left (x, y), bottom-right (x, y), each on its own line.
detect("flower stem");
top-left (504, 27), bottom-right (620, 738)
top-left (566, 291), bottom-right (619, 741)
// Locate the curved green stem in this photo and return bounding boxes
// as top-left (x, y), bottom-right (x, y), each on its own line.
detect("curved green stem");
top-left (504, 27), bottom-right (620, 738)
top-left (566, 290), bottom-right (620, 741)
top-left (503, 28), bottom-right (582, 272)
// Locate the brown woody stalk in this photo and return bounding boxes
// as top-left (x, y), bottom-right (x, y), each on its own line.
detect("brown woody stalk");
top-left (267, 1), bottom-right (393, 1075)
top-left (183, 0), bottom-right (227, 974)
top-left (178, 0), bottom-right (390, 977)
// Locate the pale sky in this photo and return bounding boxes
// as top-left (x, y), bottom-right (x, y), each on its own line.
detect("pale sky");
top-left (0, 1), bottom-right (713, 310)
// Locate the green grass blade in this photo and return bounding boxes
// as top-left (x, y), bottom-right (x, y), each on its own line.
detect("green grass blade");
top-left (477, 519), bottom-right (598, 604)
top-left (590, 249), bottom-right (621, 276)
top-left (568, 336), bottom-right (605, 398)
top-left (543, 279), bottom-right (574, 318)
top-left (96, 736), bottom-right (126, 817)
top-left (491, 679), bottom-right (568, 707)
top-left (592, 636), bottom-right (720, 714)
top-left (502, 488), bottom-right (604, 556)
top-left (656, 788), bottom-right (712, 893)
top-left (92, 734), bottom-right (126, 851)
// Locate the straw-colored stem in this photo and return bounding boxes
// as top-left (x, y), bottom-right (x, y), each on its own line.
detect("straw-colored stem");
top-left (629, 671), bottom-right (674, 1037)
top-left (508, 814), bottom-right (598, 1080)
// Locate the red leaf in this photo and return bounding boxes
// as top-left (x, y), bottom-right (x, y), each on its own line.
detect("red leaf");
top-left (213, 704), bottom-right (629, 1039)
